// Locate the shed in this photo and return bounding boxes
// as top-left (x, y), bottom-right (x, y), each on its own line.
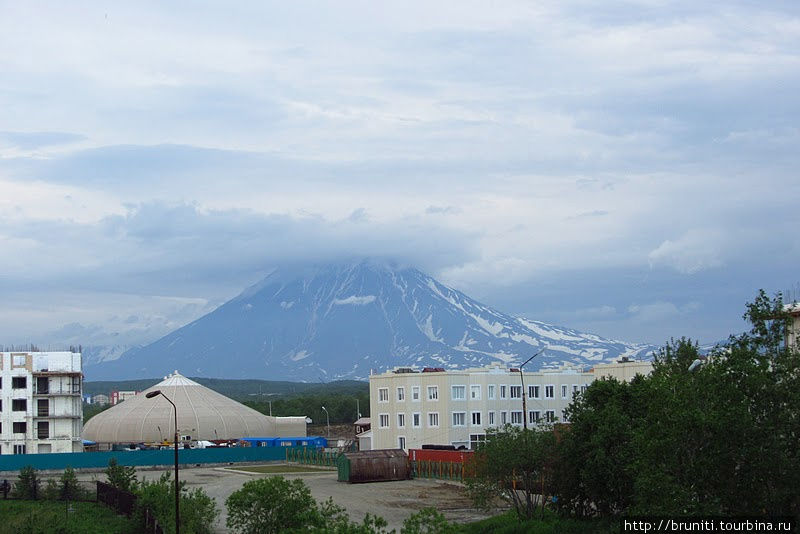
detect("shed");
top-left (337, 449), bottom-right (409, 483)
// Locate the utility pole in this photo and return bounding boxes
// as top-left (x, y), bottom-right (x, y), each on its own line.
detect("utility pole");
top-left (519, 348), bottom-right (546, 431)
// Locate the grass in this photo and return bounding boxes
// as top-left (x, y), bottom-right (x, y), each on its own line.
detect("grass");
top-left (0, 500), bottom-right (137, 534)
top-left (460, 510), bottom-right (617, 534)
top-left (225, 464), bottom-right (334, 474)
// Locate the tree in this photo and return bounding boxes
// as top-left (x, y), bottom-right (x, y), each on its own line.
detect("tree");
top-left (465, 424), bottom-right (556, 520)
top-left (135, 471), bottom-right (218, 534)
top-left (12, 465), bottom-right (40, 500)
top-left (553, 376), bottom-right (646, 517)
top-left (59, 466), bottom-right (86, 501)
top-left (105, 457), bottom-right (138, 492)
top-left (225, 477), bottom-right (318, 534)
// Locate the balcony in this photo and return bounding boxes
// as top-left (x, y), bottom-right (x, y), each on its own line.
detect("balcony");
top-left (34, 412), bottom-right (81, 419)
top-left (33, 387), bottom-right (81, 396)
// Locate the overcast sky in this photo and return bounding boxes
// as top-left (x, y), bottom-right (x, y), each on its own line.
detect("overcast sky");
top-left (1, 1), bottom-right (798, 350)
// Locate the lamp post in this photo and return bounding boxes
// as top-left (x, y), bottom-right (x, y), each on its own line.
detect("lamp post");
top-left (146, 390), bottom-right (180, 534)
top-left (518, 348), bottom-right (546, 431)
top-left (321, 406), bottom-right (330, 438)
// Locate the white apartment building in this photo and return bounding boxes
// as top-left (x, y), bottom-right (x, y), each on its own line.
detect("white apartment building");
top-left (0, 351), bottom-right (83, 455)
top-left (369, 363), bottom-right (595, 451)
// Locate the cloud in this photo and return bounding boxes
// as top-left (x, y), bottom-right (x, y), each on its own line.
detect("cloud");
top-left (648, 229), bottom-right (725, 274)
top-left (0, 131), bottom-right (86, 150)
top-left (0, 1), bottom-right (798, 349)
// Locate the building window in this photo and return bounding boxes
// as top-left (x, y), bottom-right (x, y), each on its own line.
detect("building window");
top-left (562, 385), bottom-right (568, 399)
top-left (471, 412), bottom-right (482, 426)
top-left (428, 412), bottom-right (439, 427)
top-left (545, 385), bottom-right (554, 398)
top-left (529, 385), bottom-right (539, 399)
top-left (500, 411), bottom-right (507, 425)
top-left (13, 422), bottom-right (26, 434)
top-left (488, 385), bottom-right (495, 400)
top-left (12, 399), bottom-right (27, 412)
top-left (511, 411), bottom-right (523, 425)
top-left (14, 444), bottom-right (26, 455)
top-left (452, 412), bottom-right (466, 426)
top-left (500, 385), bottom-right (507, 399)
top-left (37, 399), bottom-right (48, 417)
top-left (469, 434), bottom-right (486, 450)
top-left (37, 421), bottom-right (49, 439)
top-left (573, 384), bottom-right (579, 394)
top-left (412, 386), bottom-right (420, 401)
top-left (470, 385), bottom-right (481, 400)
top-left (510, 386), bottom-right (521, 399)
top-left (378, 388), bottom-right (389, 402)
top-left (12, 354), bottom-right (27, 367)
top-left (398, 436), bottom-right (406, 450)
top-left (530, 411), bottom-right (540, 424)
top-left (379, 414), bottom-right (390, 428)
top-left (488, 411), bottom-right (495, 425)
top-left (545, 410), bottom-right (555, 422)
top-left (397, 413), bottom-right (405, 428)
top-left (562, 409), bottom-right (569, 422)
top-left (451, 385), bottom-right (465, 400)
top-left (427, 386), bottom-right (438, 401)
top-left (412, 413), bottom-right (421, 428)
top-left (397, 387), bottom-right (405, 401)
top-left (581, 384), bottom-right (588, 393)
top-left (12, 376), bottom-right (26, 389)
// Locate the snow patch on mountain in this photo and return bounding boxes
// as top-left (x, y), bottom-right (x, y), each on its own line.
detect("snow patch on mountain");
top-left (334, 295), bottom-right (376, 306)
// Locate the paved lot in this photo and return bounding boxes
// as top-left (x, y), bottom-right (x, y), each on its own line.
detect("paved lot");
top-left (76, 463), bottom-right (498, 533)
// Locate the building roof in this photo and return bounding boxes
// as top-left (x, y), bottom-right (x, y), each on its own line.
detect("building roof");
top-left (83, 370), bottom-right (291, 443)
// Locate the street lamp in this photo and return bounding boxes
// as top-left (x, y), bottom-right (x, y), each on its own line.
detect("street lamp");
top-left (321, 406), bottom-right (330, 438)
top-left (688, 359), bottom-right (704, 372)
top-left (517, 348), bottom-right (546, 431)
top-left (146, 390), bottom-right (180, 534)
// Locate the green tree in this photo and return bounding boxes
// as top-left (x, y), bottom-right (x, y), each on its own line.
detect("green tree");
top-left (553, 376), bottom-right (646, 517)
top-left (105, 457), bottom-right (138, 492)
top-left (135, 472), bottom-right (218, 534)
top-left (12, 466), bottom-right (41, 500)
top-left (225, 477), bottom-right (318, 534)
top-left (465, 424), bottom-right (556, 520)
top-left (59, 466), bottom-right (86, 501)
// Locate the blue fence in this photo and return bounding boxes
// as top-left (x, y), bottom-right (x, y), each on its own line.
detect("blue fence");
top-left (0, 446), bottom-right (288, 472)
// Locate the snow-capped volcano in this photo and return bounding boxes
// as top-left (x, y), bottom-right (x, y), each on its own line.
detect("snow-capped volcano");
top-left (85, 260), bottom-right (655, 380)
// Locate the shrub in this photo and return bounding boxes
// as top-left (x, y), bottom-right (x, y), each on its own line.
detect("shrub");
top-left (12, 466), bottom-right (40, 500)
top-left (134, 471), bottom-right (218, 534)
top-left (225, 477), bottom-right (318, 534)
top-left (105, 457), bottom-right (138, 493)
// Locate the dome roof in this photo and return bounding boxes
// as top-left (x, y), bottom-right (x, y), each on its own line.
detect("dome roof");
top-left (83, 371), bottom-right (302, 443)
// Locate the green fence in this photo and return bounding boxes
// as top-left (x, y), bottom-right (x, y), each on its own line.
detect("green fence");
top-left (285, 447), bottom-right (339, 467)
top-left (0, 446), bottom-right (288, 473)
top-left (411, 460), bottom-right (465, 482)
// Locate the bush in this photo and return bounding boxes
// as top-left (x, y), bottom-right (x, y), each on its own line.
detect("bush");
top-left (12, 466), bottom-right (40, 500)
top-left (59, 466), bottom-right (90, 501)
top-left (135, 472), bottom-right (218, 534)
top-left (226, 477), bottom-right (318, 534)
top-left (105, 457), bottom-right (137, 492)
top-left (401, 508), bottom-right (457, 534)
top-left (226, 477), bottom-right (395, 534)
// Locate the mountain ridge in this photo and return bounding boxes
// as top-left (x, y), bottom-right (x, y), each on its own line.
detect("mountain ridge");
top-left (85, 260), bottom-right (656, 381)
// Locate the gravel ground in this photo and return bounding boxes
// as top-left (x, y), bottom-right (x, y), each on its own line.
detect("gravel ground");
top-left (72, 463), bottom-right (500, 533)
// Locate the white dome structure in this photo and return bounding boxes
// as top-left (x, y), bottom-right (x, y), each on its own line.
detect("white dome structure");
top-left (83, 371), bottom-right (307, 443)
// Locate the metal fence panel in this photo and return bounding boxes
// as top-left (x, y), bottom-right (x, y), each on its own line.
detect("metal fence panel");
top-left (0, 446), bottom-right (288, 472)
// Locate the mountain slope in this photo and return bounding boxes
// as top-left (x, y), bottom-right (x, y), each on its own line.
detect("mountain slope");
top-left (86, 260), bottom-right (655, 380)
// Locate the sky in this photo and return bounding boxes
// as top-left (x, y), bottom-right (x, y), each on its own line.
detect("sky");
top-left (1, 1), bottom-right (798, 350)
